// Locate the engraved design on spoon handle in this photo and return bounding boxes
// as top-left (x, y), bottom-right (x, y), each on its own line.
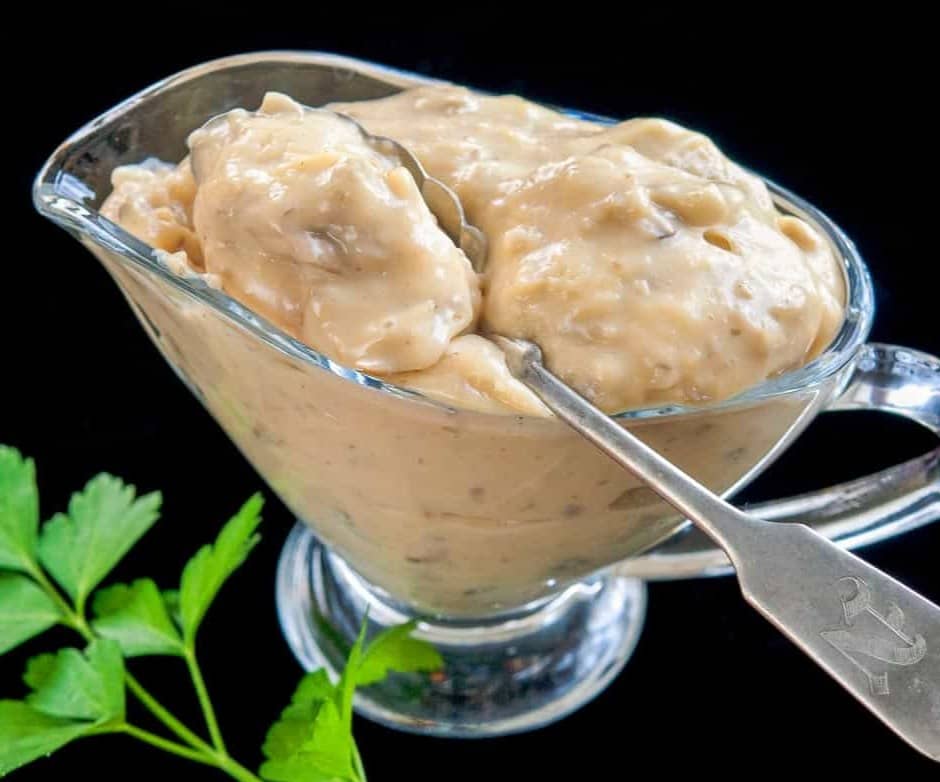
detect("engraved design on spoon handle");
top-left (731, 522), bottom-right (939, 761)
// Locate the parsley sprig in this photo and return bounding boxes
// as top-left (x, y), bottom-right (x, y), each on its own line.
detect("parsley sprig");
top-left (0, 445), bottom-right (443, 780)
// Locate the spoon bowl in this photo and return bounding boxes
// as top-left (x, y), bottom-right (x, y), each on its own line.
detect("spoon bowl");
top-left (332, 109), bottom-right (488, 272)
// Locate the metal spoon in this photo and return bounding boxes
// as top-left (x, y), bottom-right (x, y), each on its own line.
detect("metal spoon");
top-left (493, 336), bottom-right (939, 760)
top-left (346, 123), bottom-right (940, 758)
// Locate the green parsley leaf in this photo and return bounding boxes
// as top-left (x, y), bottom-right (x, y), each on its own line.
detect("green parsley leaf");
top-left (0, 573), bottom-right (61, 654)
top-left (0, 446), bottom-right (40, 573)
top-left (262, 702), bottom-right (325, 764)
top-left (38, 475), bottom-right (161, 608)
top-left (356, 620), bottom-right (444, 686)
top-left (260, 699), bottom-right (353, 782)
top-left (179, 494), bottom-right (263, 642)
top-left (162, 588), bottom-right (182, 628)
top-left (0, 701), bottom-right (94, 777)
top-left (23, 653), bottom-right (57, 690)
top-left (304, 701), bottom-right (355, 777)
top-left (262, 670), bottom-right (335, 762)
top-left (92, 578), bottom-right (184, 657)
top-left (261, 668), bottom-right (356, 781)
top-left (291, 668), bottom-right (336, 706)
top-left (6, 645), bottom-right (123, 774)
top-left (25, 639), bottom-right (125, 723)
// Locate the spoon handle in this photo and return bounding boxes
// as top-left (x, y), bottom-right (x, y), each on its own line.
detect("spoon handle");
top-left (495, 336), bottom-right (940, 760)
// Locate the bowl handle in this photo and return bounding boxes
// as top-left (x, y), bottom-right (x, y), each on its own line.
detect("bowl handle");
top-left (620, 343), bottom-right (939, 581)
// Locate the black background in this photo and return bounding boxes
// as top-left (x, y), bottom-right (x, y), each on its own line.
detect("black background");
top-left (4, 17), bottom-right (939, 779)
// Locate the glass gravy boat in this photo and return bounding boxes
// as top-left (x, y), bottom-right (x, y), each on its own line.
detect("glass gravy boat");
top-left (35, 51), bottom-right (939, 737)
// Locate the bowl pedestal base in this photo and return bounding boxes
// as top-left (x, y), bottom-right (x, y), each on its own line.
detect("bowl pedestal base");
top-left (276, 522), bottom-right (647, 737)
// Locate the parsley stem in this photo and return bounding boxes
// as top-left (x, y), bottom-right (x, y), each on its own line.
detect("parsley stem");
top-left (26, 563), bottom-right (78, 629)
top-left (352, 743), bottom-right (368, 782)
top-left (216, 756), bottom-right (265, 782)
top-left (185, 647), bottom-right (227, 754)
top-left (126, 679), bottom-right (261, 782)
top-left (125, 672), bottom-right (216, 755)
top-left (121, 723), bottom-right (216, 767)
top-left (122, 724), bottom-right (262, 782)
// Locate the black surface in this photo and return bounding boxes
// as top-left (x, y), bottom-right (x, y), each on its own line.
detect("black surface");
top-left (5, 20), bottom-right (939, 779)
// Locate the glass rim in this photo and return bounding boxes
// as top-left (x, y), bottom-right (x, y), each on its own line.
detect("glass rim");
top-left (33, 51), bottom-right (875, 421)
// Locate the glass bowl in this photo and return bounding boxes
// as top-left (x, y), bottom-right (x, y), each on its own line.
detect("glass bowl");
top-left (34, 51), bottom-right (939, 737)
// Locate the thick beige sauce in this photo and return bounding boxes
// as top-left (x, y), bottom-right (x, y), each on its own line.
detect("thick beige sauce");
top-left (104, 87), bottom-right (843, 414)
top-left (99, 85), bottom-right (847, 616)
